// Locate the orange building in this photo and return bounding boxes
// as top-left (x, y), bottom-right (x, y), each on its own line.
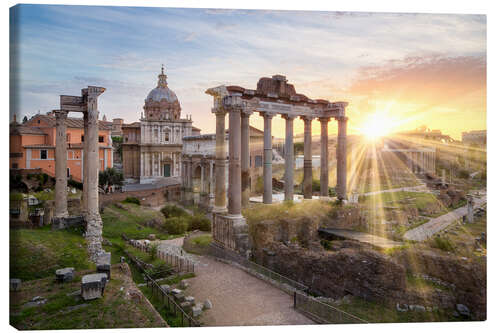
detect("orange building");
top-left (10, 112), bottom-right (113, 182)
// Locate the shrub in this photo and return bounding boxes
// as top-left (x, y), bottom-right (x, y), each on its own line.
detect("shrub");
top-left (458, 169), bottom-right (470, 179)
top-left (431, 236), bottom-right (455, 252)
top-left (10, 192), bottom-right (24, 202)
top-left (164, 216), bottom-right (189, 235)
top-left (123, 196), bottom-right (141, 205)
top-left (312, 179), bottom-right (321, 192)
top-left (188, 214), bottom-right (211, 232)
top-left (68, 179), bottom-right (83, 190)
top-left (320, 239), bottom-right (332, 250)
top-left (161, 204), bottom-right (188, 219)
top-left (149, 243), bottom-right (159, 261)
top-left (41, 173), bottom-right (49, 184)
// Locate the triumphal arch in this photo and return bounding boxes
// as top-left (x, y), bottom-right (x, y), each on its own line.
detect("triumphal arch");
top-left (206, 74), bottom-right (348, 255)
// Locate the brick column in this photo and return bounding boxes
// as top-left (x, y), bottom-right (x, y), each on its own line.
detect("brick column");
top-left (54, 110), bottom-right (69, 218)
top-left (301, 116), bottom-right (313, 199)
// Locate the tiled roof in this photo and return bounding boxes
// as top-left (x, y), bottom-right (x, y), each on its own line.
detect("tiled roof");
top-left (10, 125), bottom-right (46, 136)
top-left (29, 114), bottom-right (112, 130)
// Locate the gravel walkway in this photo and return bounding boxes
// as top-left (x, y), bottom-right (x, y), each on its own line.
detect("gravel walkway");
top-left (155, 238), bottom-right (314, 326)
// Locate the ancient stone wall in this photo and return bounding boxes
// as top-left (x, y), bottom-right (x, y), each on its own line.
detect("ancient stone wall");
top-left (98, 185), bottom-right (181, 208)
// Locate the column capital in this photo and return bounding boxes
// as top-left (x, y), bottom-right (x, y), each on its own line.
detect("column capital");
top-left (300, 115), bottom-right (314, 122)
top-left (259, 111), bottom-right (275, 119)
top-left (241, 109), bottom-right (253, 118)
top-left (281, 114), bottom-right (297, 121)
top-left (335, 116), bottom-right (349, 122)
top-left (54, 109), bottom-right (68, 120)
top-left (318, 116), bottom-right (331, 123)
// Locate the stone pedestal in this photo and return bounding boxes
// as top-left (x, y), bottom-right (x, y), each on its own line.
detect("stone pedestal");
top-left (96, 251), bottom-right (111, 279)
top-left (212, 213), bottom-right (249, 256)
top-left (81, 273), bottom-right (108, 300)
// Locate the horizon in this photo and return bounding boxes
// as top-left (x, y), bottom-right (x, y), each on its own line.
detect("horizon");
top-left (10, 5), bottom-right (486, 140)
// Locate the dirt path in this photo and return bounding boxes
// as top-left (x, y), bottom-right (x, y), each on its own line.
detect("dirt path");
top-left (157, 238), bottom-right (314, 326)
top-left (403, 193), bottom-right (487, 241)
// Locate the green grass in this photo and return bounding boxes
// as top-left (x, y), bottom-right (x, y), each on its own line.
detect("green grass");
top-left (10, 227), bottom-right (93, 281)
top-left (191, 235), bottom-right (212, 247)
top-left (335, 296), bottom-right (459, 323)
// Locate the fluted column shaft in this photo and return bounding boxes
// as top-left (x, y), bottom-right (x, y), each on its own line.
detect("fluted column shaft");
top-left (262, 113), bottom-right (274, 204)
top-left (54, 110), bottom-right (69, 218)
top-left (302, 116), bottom-right (313, 199)
top-left (283, 115), bottom-right (295, 201)
top-left (228, 107), bottom-right (242, 216)
top-left (320, 117), bottom-right (330, 197)
top-left (214, 111), bottom-right (227, 213)
top-left (336, 117), bottom-right (348, 200)
top-left (241, 112), bottom-right (250, 208)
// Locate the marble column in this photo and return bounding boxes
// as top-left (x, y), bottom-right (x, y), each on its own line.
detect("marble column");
top-left (282, 114), bottom-right (295, 201)
top-left (54, 110), bottom-right (69, 218)
top-left (262, 112), bottom-right (274, 204)
top-left (214, 111), bottom-right (227, 213)
top-left (336, 117), bottom-right (348, 201)
top-left (319, 117), bottom-right (330, 197)
top-left (241, 111), bottom-right (251, 208)
top-left (85, 86), bottom-right (106, 263)
top-left (301, 116), bottom-right (313, 199)
top-left (228, 105), bottom-right (242, 216)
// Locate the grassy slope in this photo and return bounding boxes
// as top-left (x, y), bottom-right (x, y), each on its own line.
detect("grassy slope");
top-left (10, 265), bottom-right (166, 330)
top-left (10, 226), bottom-right (93, 281)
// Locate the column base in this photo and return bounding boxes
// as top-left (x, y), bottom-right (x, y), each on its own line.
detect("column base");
top-left (212, 212), bottom-right (249, 256)
top-left (212, 206), bottom-right (228, 214)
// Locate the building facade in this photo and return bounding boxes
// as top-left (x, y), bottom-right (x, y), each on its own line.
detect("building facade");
top-left (121, 67), bottom-right (193, 184)
top-left (10, 113), bottom-right (113, 182)
top-left (462, 130), bottom-right (486, 146)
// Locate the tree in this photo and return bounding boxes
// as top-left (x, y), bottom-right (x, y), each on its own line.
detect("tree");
top-left (22, 116), bottom-right (28, 123)
top-left (98, 168), bottom-right (124, 192)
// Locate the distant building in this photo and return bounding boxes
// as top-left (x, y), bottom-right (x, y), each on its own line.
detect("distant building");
top-left (9, 112), bottom-right (113, 182)
top-left (121, 67), bottom-right (193, 184)
top-left (462, 130), bottom-right (486, 146)
top-left (398, 126), bottom-right (454, 143)
top-left (181, 126), bottom-right (265, 204)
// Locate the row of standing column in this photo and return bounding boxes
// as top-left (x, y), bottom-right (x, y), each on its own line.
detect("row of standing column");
top-left (212, 107), bottom-right (348, 219)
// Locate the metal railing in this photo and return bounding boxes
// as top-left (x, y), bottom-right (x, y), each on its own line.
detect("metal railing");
top-left (294, 291), bottom-right (368, 324)
top-left (211, 243), bottom-right (367, 324)
top-left (210, 243), bottom-right (308, 293)
top-left (122, 234), bottom-right (195, 274)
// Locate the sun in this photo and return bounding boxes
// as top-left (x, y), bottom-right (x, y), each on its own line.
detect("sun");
top-left (360, 114), bottom-right (391, 141)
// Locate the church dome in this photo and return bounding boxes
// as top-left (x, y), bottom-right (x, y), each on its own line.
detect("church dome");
top-left (146, 86), bottom-right (178, 103)
top-left (145, 66), bottom-right (178, 103)
top-left (143, 66), bottom-right (182, 121)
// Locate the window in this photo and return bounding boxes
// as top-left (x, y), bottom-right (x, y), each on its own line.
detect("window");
top-left (67, 168), bottom-right (70, 178)
top-left (255, 155), bottom-right (263, 167)
top-left (81, 135), bottom-right (85, 142)
top-left (66, 133), bottom-right (71, 142)
top-left (165, 132), bottom-right (169, 142)
top-left (37, 120), bottom-right (40, 124)
top-left (154, 129), bottom-right (158, 140)
top-left (125, 136), bottom-right (128, 142)
top-left (40, 150), bottom-right (47, 160)
top-left (98, 136), bottom-right (104, 143)
top-left (12, 163), bottom-right (18, 169)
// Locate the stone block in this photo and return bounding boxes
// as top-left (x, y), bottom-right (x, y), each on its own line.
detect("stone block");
top-left (171, 288), bottom-right (182, 295)
top-left (203, 299), bottom-right (213, 310)
top-left (161, 284), bottom-right (171, 293)
top-left (52, 216), bottom-right (84, 230)
top-left (55, 267), bottom-right (75, 283)
top-left (148, 234), bottom-right (156, 240)
top-left (180, 301), bottom-right (192, 311)
top-left (192, 304), bottom-right (203, 317)
top-left (174, 292), bottom-right (185, 302)
top-left (96, 251), bottom-right (111, 279)
top-left (81, 273), bottom-right (108, 300)
top-left (185, 296), bottom-right (195, 304)
top-left (10, 278), bottom-right (21, 292)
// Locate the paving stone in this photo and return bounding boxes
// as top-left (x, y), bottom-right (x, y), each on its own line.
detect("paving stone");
top-left (174, 292), bottom-right (185, 302)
